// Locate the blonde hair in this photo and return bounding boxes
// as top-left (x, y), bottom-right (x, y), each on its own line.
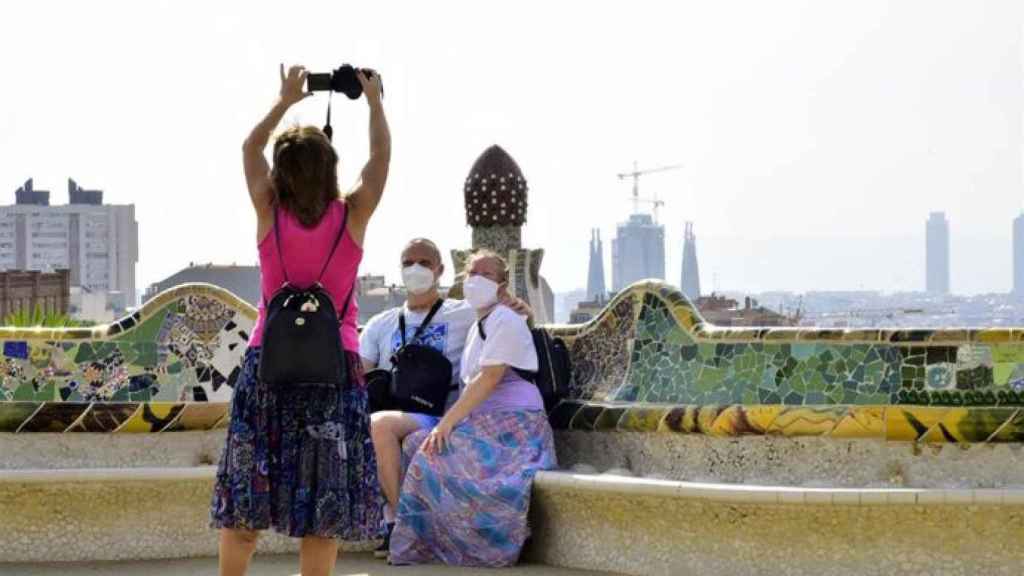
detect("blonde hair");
top-left (465, 249), bottom-right (509, 283)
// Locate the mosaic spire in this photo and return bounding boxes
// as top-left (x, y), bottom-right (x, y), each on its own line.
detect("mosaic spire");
top-left (463, 145), bottom-right (528, 254)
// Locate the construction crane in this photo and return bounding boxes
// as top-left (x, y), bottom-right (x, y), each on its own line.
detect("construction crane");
top-left (617, 161), bottom-right (683, 222)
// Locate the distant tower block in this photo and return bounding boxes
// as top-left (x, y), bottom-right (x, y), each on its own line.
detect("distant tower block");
top-left (586, 229), bottom-right (607, 301)
top-left (926, 212), bottom-right (950, 294)
top-left (1014, 213), bottom-right (1024, 299)
top-left (681, 222), bottom-right (701, 301)
top-left (612, 213), bottom-right (665, 291)
top-left (451, 145), bottom-right (554, 322)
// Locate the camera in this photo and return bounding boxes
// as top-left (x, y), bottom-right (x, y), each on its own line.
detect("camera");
top-left (307, 65), bottom-right (380, 99)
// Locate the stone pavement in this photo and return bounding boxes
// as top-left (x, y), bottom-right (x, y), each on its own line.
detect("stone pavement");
top-left (0, 553), bottom-right (618, 576)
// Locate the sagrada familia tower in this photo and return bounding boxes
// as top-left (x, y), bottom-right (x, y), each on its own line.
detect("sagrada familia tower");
top-left (449, 145), bottom-right (555, 323)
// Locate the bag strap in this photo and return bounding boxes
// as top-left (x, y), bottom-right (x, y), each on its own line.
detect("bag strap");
top-left (272, 203), bottom-right (349, 286)
top-left (477, 317), bottom-right (488, 340)
top-left (272, 206), bottom-right (290, 285)
top-left (337, 282), bottom-right (355, 326)
top-left (478, 316), bottom-right (543, 382)
top-left (399, 298), bottom-right (445, 347)
top-left (316, 203), bottom-right (350, 284)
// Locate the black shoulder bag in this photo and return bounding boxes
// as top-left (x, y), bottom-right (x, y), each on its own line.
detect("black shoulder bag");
top-left (258, 207), bottom-right (354, 389)
top-left (388, 298), bottom-right (454, 416)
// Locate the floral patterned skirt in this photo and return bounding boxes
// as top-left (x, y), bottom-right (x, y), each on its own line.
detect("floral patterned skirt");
top-left (389, 410), bottom-right (557, 566)
top-left (210, 346), bottom-right (383, 540)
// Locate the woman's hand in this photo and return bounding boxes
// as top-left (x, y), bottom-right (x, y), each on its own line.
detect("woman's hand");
top-left (423, 420), bottom-right (453, 455)
top-left (357, 69), bottom-right (383, 107)
top-left (279, 64), bottom-right (311, 107)
top-left (499, 291), bottom-right (533, 318)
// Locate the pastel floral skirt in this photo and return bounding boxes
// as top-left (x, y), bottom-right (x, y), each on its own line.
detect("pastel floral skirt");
top-left (210, 346), bottom-right (383, 540)
top-left (389, 410), bottom-right (557, 566)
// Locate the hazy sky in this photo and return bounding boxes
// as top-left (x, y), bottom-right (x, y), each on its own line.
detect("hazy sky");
top-left (2, 1), bottom-right (1022, 296)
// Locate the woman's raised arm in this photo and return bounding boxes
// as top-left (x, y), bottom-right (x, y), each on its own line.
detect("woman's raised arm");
top-left (344, 70), bottom-right (390, 247)
top-left (243, 64), bottom-right (311, 235)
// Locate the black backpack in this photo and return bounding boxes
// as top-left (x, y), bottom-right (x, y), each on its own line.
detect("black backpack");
top-left (257, 206), bottom-right (354, 389)
top-left (478, 318), bottom-right (572, 413)
top-left (388, 298), bottom-right (455, 417)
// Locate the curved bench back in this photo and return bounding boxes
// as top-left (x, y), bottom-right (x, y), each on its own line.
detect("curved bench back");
top-left (0, 283), bottom-right (253, 433)
top-left (545, 281), bottom-right (1024, 443)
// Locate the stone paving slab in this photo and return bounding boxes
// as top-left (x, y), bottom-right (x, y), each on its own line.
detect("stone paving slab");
top-left (0, 553), bottom-right (618, 576)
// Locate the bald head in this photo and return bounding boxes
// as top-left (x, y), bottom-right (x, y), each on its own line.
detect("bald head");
top-left (401, 238), bottom-right (443, 269)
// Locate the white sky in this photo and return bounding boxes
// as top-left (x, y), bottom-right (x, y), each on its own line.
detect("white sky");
top-left (2, 0), bottom-right (1022, 296)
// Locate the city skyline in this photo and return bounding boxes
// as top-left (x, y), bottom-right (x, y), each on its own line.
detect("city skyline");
top-left (2, 2), bottom-right (1022, 297)
top-left (0, 178), bottom-right (138, 311)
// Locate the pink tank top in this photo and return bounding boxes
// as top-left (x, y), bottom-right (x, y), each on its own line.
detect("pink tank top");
top-left (249, 200), bottom-right (362, 352)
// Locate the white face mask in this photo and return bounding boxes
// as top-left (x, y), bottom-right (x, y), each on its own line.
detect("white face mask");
top-left (402, 264), bottom-right (436, 295)
top-left (463, 275), bottom-right (499, 310)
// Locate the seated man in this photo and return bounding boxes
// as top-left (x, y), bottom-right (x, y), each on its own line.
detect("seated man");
top-left (360, 238), bottom-right (527, 560)
top-left (388, 250), bottom-right (558, 567)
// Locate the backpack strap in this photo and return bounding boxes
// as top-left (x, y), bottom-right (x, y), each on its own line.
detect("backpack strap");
top-left (273, 202), bottom-right (348, 286)
top-left (272, 206), bottom-right (290, 285)
top-left (477, 315), bottom-right (541, 382)
top-left (315, 202), bottom-right (350, 284)
top-left (399, 298), bottom-right (444, 347)
top-left (336, 282), bottom-right (355, 326)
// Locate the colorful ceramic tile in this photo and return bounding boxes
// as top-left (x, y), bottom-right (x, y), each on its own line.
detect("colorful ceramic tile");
top-left (767, 407), bottom-right (846, 437)
top-left (0, 402), bottom-right (40, 432)
top-left (617, 406), bottom-right (669, 432)
top-left (568, 403), bottom-right (606, 432)
top-left (828, 406), bottom-right (885, 439)
top-left (939, 407), bottom-right (1020, 444)
top-left (18, 402), bottom-right (89, 433)
top-left (116, 402), bottom-right (185, 433)
top-left (593, 406), bottom-right (626, 431)
top-left (658, 406), bottom-right (699, 434)
top-left (162, 402), bottom-right (230, 432)
top-left (986, 409), bottom-right (1024, 442)
top-left (71, 403), bottom-right (140, 432)
top-left (885, 407), bottom-right (950, 442)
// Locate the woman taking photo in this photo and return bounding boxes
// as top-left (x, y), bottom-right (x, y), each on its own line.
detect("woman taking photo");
top-left (211, 64), bottom-right (390, 576)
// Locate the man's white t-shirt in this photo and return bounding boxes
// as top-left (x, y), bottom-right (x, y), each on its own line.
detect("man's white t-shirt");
top-left (461, 304), bottom-right (543, 414)
top-left (359, 298), bottom-right (476, 409)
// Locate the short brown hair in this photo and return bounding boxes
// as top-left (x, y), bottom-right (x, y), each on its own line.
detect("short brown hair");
top-left (465, 249), bottom-right (509, 283)
top-left (271, 126), bottom-right (340, 228)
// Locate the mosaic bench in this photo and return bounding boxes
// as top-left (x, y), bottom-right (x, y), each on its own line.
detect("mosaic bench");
top-left (0, 284), bottom-right (251, 436)
top-left (545, 280), bottom-right (1024, 444)
top-left (3, 282), bottom-right (1024, 571)
top-left (525, 281), bottom-right (1024, 575)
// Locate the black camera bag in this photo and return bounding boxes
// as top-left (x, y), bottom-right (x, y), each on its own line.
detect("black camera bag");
top-left (388, 299), bottom-right (453, 417)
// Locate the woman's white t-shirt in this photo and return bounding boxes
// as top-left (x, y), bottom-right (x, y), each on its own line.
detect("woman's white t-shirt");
top-left (460, 304), bottom-right (543, 414)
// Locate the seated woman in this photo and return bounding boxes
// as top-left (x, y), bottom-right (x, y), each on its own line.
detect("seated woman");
top-left (387, 250), bottom-right (557, 567)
